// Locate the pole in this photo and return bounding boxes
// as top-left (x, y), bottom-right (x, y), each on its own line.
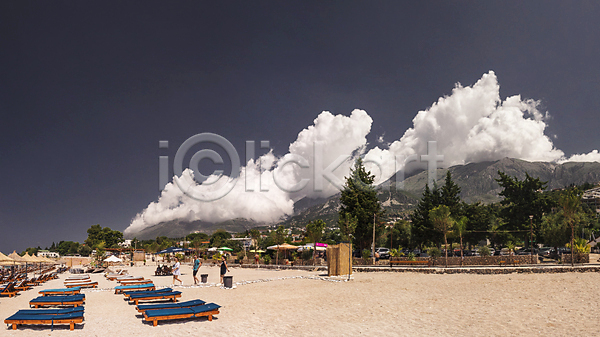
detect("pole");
top-left (372, 214), bottom-right (376, 265)
top-left (529, 215), bottom-right (533, 264)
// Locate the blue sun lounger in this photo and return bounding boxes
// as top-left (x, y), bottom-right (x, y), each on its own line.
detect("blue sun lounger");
top-left (114, 283), bottom-right (156, 294)
top-left (136, 299), bottom-right (206, 313)
top-left (143, 303), bottom-right (220, 326)
top-left (39, 287), bottom-right (82, 296)
top-left (29, 294), bottom-right (85, 308)
top-left (128, 291), bottom-right (181, 305)
top-left (123, 287), bottom-right (172, 298)
top-left (15, 307), bottom-right (84, 315)
top-left (5, 311), bottom-right (84, 331)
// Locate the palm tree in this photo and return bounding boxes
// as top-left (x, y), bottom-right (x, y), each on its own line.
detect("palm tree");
top-left (453, 216), bottom-right (468, 266)
top-left (429, 205), bottom-right (454, 268)
top-left (560, 191), bottom-right (581, 267)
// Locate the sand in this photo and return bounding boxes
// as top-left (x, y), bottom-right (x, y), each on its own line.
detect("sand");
top-left (2, 264), bottom-right (600, 336)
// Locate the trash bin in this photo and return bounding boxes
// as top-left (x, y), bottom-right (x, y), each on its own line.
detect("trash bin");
top-left (201, 274), bottom-right (208, 283)
top-left (223, 276), bottom-right (233, 288)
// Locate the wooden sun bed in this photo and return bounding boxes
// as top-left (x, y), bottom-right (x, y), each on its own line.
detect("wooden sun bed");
top-left (118, 279), bottom-right (153, 285)
top-left (4, 311), bottom-right (84, 331)
top-left (64, 281), bottom-right (97, 288)
top-left (116, 276), bottom-right (144, 282)
top-left (136, 299), bottom-right (206, 313)
top-left (114, 283), bottom-right (156, 294)
top-left (143, 303), bottom-right (220, 326)
top-left (39, 287), bottom-right (82, 296)
top-left (29, 294), bottom-right (85, 308)
top-left (0, 282), bottom-right (18, 298)
top-left (128, 291), bottom-right (182, 305)
top-left (123, 288), bottom-right (172, 299)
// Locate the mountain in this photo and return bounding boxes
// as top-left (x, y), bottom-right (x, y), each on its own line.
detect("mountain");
top-left (126, 158), bottom-right (600, 238)
top-left (283, 158), bottom-right (600, 226)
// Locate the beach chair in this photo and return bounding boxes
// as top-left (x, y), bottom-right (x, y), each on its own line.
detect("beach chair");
top-left (118, 279), bottom-right (153, 286)
top-left (39, 287), bottom-right (82, 296)
top-left (128, 291), bottom-right (182, 305)
top-left (136, 299), bottom-right (206, 313)
top-left (116, 276), bottom-right (144, 282)
top-left (4, 311), bottom-right (84, 330)
top-left (123, 287), bottom-right (172, 299)
top-left (0, 282), bottom-right (18, 298)
top-left (114, 283), bottom-right (156, 294)
top-left (14, 279), bottom-right (32, 292)
top-left (143, 303), bottom-right (220, 326)
top-left (64, 280), bottom-right (97, 288)
top-left (29, 294), bottom-right (85, 308)
top-left (15, 306), bottom-right (84, 315)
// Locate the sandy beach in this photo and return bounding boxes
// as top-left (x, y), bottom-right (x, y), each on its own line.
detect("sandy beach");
top-left (2, 264), bottom-right (600, 336)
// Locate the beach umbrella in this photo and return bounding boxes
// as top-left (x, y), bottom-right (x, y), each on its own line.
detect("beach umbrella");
top-left (0, 251), bottom-right (13, 262)
top-left (218, 247), bottom-right (233, 251)
top-left (104, 255), bottom-right (123, 262)
top-left (156, 247), bottom-right (192, 255)
top-left (267, 243), bottom-right (299, 265)
top-left (249, 249), bottom-right (265, 253)
top-left (0, 251), bottom-right (16, 266)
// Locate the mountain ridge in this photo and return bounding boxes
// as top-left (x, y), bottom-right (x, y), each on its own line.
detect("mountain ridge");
top-left (126, 158), bottom-right (600, 239)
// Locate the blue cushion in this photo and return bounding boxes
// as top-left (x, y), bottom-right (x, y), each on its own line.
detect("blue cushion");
top-left (137, 299), bottom-right (206, 311)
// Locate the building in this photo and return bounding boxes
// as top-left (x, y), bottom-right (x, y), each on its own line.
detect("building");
top-left (37, 250), bottom-right (59, 258)
top-left (119, 240), bottom-right (133, 248)
top-left (582, 187), bottom-right (600, 215)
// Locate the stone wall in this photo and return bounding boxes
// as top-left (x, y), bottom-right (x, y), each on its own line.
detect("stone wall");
top-left (561, 253), bottom-right (590, 264)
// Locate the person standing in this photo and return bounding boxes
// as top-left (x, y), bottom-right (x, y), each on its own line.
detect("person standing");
top-left (192, 255), bottom-right (202, 284)
top-left (219, 255), bottom-right (230, 285)
top-left (172, 257), bottom-right (182, 286)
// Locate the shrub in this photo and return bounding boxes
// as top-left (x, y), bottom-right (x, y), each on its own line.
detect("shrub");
top-left (427, 247), bottom-right (441, 258)
top-left (263, 254), bottom-right (271, 264)
top-left (478, 246), bottom-right (491, 257)
top-left (301, 249), bottom-right (313, 261)
top-left (361, 249), bottom-right (371, 260)
top-left (407, 252), bottom-right (416, 261)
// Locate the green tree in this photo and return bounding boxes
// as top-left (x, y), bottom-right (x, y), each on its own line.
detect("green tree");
top-left (85, 224), bottom-right (123, 249)
top-left (453, 216), bottom-right (468, 263)
top-left (306, 219), bottom-right (326, 261)
top-left (496, 171), bottom-right (553, 245)
top-left (339, 158), bottom-right (384, 251)
top-left (560, 190), bottom-right (582, 266)
top-left (393, 220), bottom-right (412, 249)
top-left (337, 212), bottom-right (357, 242)
top-left (273, 225), bottom-right (286, 245)
top-left (411, 184), bottom-right (439, 248)
top-left (440, 171), bottom-right (462, 216)
top-left (210, 229), bottom-right (232, 248)
top-left (429, 205), bottom-right (453, 267)
top-left (250, 229), bottom-right (262, 250)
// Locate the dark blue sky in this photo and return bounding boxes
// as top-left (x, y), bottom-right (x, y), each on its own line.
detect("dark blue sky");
top-left (1, 1), bottom-right (599, 253)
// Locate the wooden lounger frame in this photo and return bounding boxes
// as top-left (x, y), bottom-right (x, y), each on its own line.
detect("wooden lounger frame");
top-left (119, 279), bottom-right (153, 285)
top-left (144, 308), bottom-right (219, 326)
top-left (64, 282), bottom-right (97, 288)
top-left (129, 293), bottom-right (181, 305)
top-left (115, 284), bottom-right (156, 294)
top-left (29, 299), bottom-right (85, 308)
top-left (5, 316), bottom-right (84, 331)
top-left (40, 289), bottom-right (82, 296)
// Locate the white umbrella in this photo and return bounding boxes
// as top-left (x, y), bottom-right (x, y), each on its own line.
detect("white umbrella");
top-left (104, 255), bottom-right (123, 263)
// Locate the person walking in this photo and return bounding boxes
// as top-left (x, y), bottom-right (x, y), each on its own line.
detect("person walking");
top-left (219, 255), bottom-right (230, 285)
top-left (172, 257), bottom-right (182, 286)
top-left (192, 255), bottom-right (202, 284)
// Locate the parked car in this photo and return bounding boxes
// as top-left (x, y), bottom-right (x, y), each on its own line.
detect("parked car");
top-left (375, 247), bottom-right (390, 259)
top-left (516, 248), bottom-right (538, 255)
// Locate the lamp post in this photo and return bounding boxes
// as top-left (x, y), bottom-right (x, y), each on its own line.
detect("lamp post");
top-left (529, 215), bottom-right (534, 264)
top-left (372, 214), bottom-right (376, 265)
